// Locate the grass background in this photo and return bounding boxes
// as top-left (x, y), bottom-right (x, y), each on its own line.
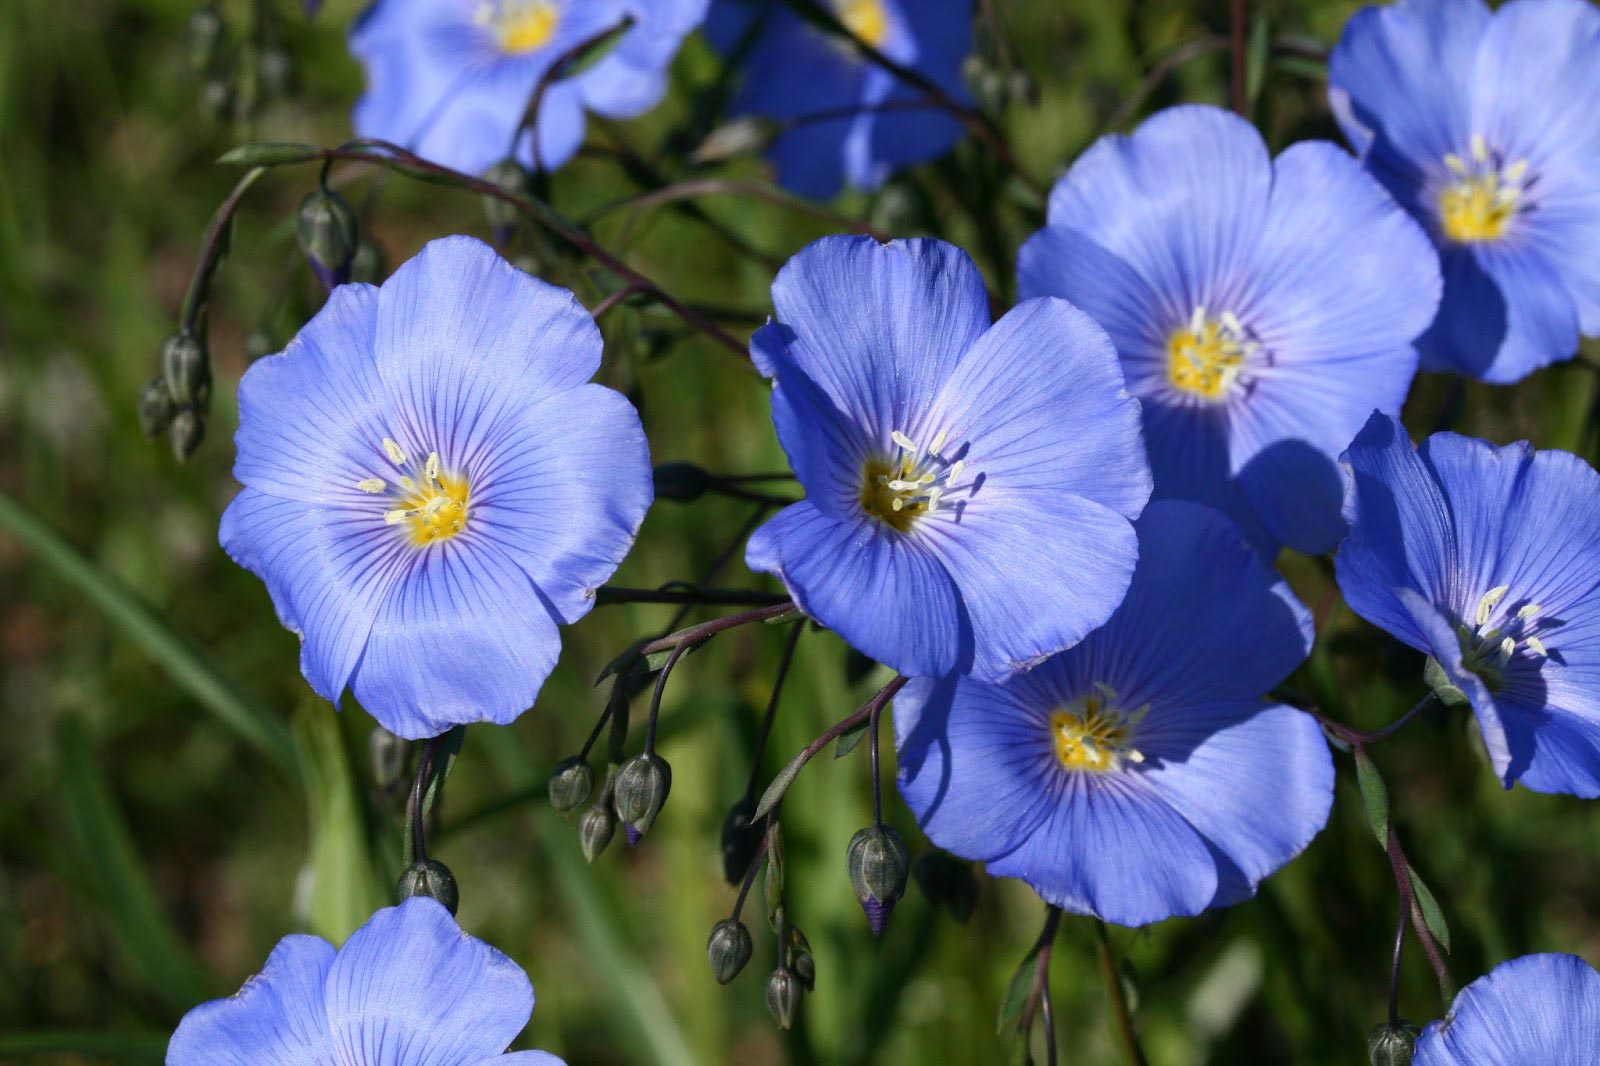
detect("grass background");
top-left (4, 0), bottom-right (1600, 1062)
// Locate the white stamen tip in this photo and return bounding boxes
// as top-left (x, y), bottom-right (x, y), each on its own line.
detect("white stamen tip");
top-left (1477, 585), bottom-right (1511, 624)
top-left (1498, 636), bottom-right (1516, 663)
top-left (891, 498), bottom-right (904, 511)
top-left (1125, 749), bottom-right (1145, 764)
top-left (1504, 159), bottom-right (1529, 184)
top-left (1470, 133), bottom-right (1489, 162)
top-left (1444, 153), bottom-right (1467, 175)
top-left (930, 429), bottom-right (948, 453)
top-left (383, 509), bottom-right (407, 525)
top-left (356, 478), bottom-right (386, 494)
top-left (1189, 305), bottom-right (1206, 335)
top-left (1527, 636), bottom-right (1548, 657)
top-left (1517, 604), bottom-right (1542, 620)
top-left (425, 451), bottom-right (441, 482)
top-left (383, 437), bottom-right (407, 465)
top-left (948, 460), bottom-right (966, 482)
top-left (890, 430), bottom-right (917, 452)
top-left (399, 476), bottom-right (415, 491)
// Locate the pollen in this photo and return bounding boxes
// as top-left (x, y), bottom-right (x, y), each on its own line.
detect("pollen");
top-left (1051, 683), bottom-right (1148, 774)
top-left (478, 0), bottom-right (559, 55)
top-left (1457, 585), bottom-right (1549, 690)
top-left (859, 428), bottom-right (967, 533)
top-left (1438, 137), bottom-right (1528, 243)
top-left (837, 0), bottom-right (890, 46)
top-left (371, 438), bottom-right (471, 546)
top-left (1166, 306), bottom-right (1255, 400)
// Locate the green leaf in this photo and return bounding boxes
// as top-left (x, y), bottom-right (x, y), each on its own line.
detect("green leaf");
top-left (1245, 15), bottom-right (1270, 109)
top-left (1354, 748), bottom-right (1390, 847)
top-left (57, 721), bottom-right (210, 1011)
top-left (997, 942), bottom-right (1043, 1035)
top-left (0, 490), bottom-right (295, 774)
top-left (754, 745), bottom-right (810, 819)
top-left (293, 703), bottom-right (387, 942)
top-left (1271, 54), bottom-right (1328, 82)
top-left (1408, 864), bottom-right (1452, 954)
top-left (217, 141), bottom-right (320, 166)
top-left (833, 717), bottom-right (869, 759)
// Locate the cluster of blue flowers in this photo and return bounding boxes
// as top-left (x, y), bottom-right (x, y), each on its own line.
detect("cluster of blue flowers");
top-left (172, 0), bottom-right (1600, 1058)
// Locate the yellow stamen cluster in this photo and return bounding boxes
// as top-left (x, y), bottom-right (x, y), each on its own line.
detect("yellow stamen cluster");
top-left (1456, 584), bottom-right (1549, 690)
top-left (358, 438), bottom-right (471, 547)
top-left (1438, 135), bottom-right (1528, 244)
top-left (1166, 306), bottom-right (1255, 400)
top-left (477, 0), bottom-right (559, 55)
top-left (837, 0), bottom-right (890, 46)
top-left (1051, 684), bottom-right (1148, 774)
top-left (859, 429), bottom-right (966, 534)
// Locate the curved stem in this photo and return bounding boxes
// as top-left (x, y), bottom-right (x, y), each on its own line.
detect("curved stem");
top-left (1094, 920), bottom-right (1146, 1066)
top-left (408, 737), bottom-right (439, 865)
top-left (1388, 895), bottom-right (1406, 1027)
top-left (509, 18), bottom-right (633, 171)
top-left (868, 697), bottom-right (884, 826)
top-left (644, 639), bottom-right (693, 755)
top-left (731, 818), bottom-right (772, 921)
top-left (584, 177), bottom-right (887, 241)
top-left (181, 166), bottom-right (270, 328)
top-left (595, 585), bottom-right (790, 608)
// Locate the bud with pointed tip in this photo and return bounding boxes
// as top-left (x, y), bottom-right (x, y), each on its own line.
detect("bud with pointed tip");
top-left (791, 947), bottom-right (815, 992)
top-left (613, 752), bottom-right (671, 845)
top-left (397, 859), bottom-right (459, 915)
top-left (706, 919), bottom-right (753, 985)
top-left (160, 332), bottom-right (210, 409)
top-left (1367, 1021), bottom-right (1419, 1066)
top-left (764, 968), bottom-right (803, 1030)
top-left (721, 796), bottom-right (761, 884)
top-left (578, 803), bottom-right (616, 863)
top-left (847, 825), bottom-right (909, 935)
top-left (296, 188), bottom-right (359, 289)
top-left (549, 756), bottom-right (595, 814)
top-left (137, 377), bottom-right (176, 439)
top-left (169, 408), bottom-right (205, 461)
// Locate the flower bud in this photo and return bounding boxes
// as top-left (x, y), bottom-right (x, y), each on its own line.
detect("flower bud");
top-left (349, 239), bottom-right (387, 284)
top-left (397, 859), bottom-right (459, 916)
top-left (706, 919), bottom-right (753, 985)
top-left (187, 5), bottom-right (225, 72)
top-left (613, 752), bottom-right (671, 845)
top-left (548, 756), bottom-right (595, 815)
top-left (720, 796), bottom-right (761, 884)
top-left (368, 726), bottom-right (409, 791)
top-left (160, 332), bottom-right (210, 409)
top-left (791, 947), bottom-right (815, 992)
top-left (578, 803), bottom-right (616, 863)
top-left (168, 408), bottom-right (205, 462)
top-left (483, 159), bottom-right (529, 233)
top-left (296, 188), bottom-right (359, 288)
top-left (912, 850), bottom-right (978, 924)
top-left (137, 377), bottom-right (177, 439)
top-left (764, 968), bottom-right (803, 1030)
top-left (653, 461), bottom-right (713, 504)
top-left (846, 825), bottom-right (909, 935)
top-left (1367, 1021), bottom-right (1419, 1066)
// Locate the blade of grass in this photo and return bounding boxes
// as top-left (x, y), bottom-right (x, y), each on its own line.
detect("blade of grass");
top-left (0, 489), bottom-right (296, 775)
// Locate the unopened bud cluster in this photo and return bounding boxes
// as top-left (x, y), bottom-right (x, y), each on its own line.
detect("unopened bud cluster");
top-left (142, 331), bottom-right (211, 460)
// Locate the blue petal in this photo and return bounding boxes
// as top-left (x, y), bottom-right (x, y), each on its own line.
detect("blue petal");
top-left (472, 1055), bottom-right (568, 1066)
top-left (913, 299), bottom-right (1147, 678)
top-left (766, 236), bottom-right (990, 442)
top-left (167, 935), bottom-right (335, 1065)
top-left (232, 283), bottom-right (389, 506)
top-left (325, 898), bottom-right (534, 1064)
top-left (1514, 706), bottom-right (1600, 799)
top-left (1436, 241), bottom-right (1580, 383)
top-left (375, 237), bottom-right (602, 418)
top-left (466, 383), bottom-right (652, 625)
top-left (985, 773), bottom-right (1220, 926)
top-left (892, 677), bottom-right (1058, 862)
top-left (1336, 413), bottom-right (1456, 655)
top-left (1045, 105), bottom-right (1272, 314)
top-left (349, 537), bottom-right (560, 738)
top-left (746, 501), bottom-right (965, 677)
top-left (1471, 0), bottom-right (1600, 335)
top-left (1416, 953), bottom-right (1600, 1065)
top-left (862, 0), bottom-right (971, 180)
top-left (575, 0), bottom-right (710, 118)
top-left (1140, 401), bottom-right (1275, 552)
top-left (1135, 699), bottom-right (1333, 908)
top-left (1067, 501), bottom-right (1313, 708)
top-left (1327, 0), bottom-right (1486, 167)
top-left (220, 489), bottom-right (412, 706)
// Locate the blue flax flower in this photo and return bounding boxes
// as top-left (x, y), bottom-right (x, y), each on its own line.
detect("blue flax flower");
top-left (1415, 953), bottom-right (1600, 1064)
top-left (1338, 412), bottom-right (1600, 796)
top-left (220, 236), bottom-right (652, 739)
top-left (1017, 104), bottom-right (1441, 555)
top-left (168, 897), bottom-right (565, 1065)
top-left (745, 235), bottom-right (1151, 682)
top-left (352, 0), bottom-right (709, 175)
top-left (1329, 0), bottom-right (1600, 383)
top-left (705, 0), bottom-right (971, 199)
top-left (894, 501), bottom-right (1333, 926)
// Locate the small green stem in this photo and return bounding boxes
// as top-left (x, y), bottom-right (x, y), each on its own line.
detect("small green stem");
top-left (1094, 921), bottom-right (1147, 1066)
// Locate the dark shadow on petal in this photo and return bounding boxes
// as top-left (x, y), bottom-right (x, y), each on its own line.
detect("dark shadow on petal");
top-left (1238, 437), bottom-right (1345, 554)
top-left (1419, 248), bottom-right (1509, 379)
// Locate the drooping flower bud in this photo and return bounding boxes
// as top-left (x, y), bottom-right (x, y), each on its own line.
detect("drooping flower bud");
top-left (613, 753), bottom-right (671, 845)
top-left (137, 377), bottom-right (177, 439)
top-left (706, 919), bottom-right (753, 985)
top-left (548, 756), bottom-right (595, 815)
top-left (397, 859), bottom-right (459, 916)
top-left (1367, 1021), bottom-right (1419, 1066)
top-left (764, 968), bottom-right (803, 1030)
top-left (168, 408), bottom-right (205, 462)
top-left (296, 188), bottom-right (359, 289)
top-left (160, 331), bottom-right (210, 409)
top-left (720, 796), bottom-right (762, 884)
top-left (846, 825), bottom-right (909, 935)
top-left (578, 803), bottom-right (616, 863)
top-left (483, 159), bottom-right (529, 233)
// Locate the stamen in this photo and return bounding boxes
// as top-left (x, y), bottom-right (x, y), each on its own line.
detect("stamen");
top-left (1517, 604), bottom-right (1542, 621)
top-left (425, 452), bottom-right (441, 482)
top-left (1458, 584), bottom-right (1552, 687)
top-left (859, 426), bottom-right (972, 532)
top-left (890, 430), bottom-right (918, 453)
top-left (356, 478), bottom-right (386, 494)
top-left (383, 438), bottom-right (407, 466)
top-left (1477, 585), bottom-right (1510, 625)
top-left (384, 509), bottom-right (407, 525)
top-left (1527, 636), bottom-right (1548, 657)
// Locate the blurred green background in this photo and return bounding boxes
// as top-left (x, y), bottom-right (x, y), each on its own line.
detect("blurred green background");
top-left (4, 0), bottom-right (1600, 1062)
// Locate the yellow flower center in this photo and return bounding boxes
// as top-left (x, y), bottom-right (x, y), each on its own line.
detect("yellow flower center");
top-left (1166, 306), bottom-right (1254, 400)
top-left (1455, 585), bottom-right (1549, 690)
top-left (358, 439), bottom-right (471, 547)
top-left (1438, 135), bottom-right (1528, 244)
top-left (1052, 684), bottom-right (1147, 774)
top-left (837, 0), bottom-right (890, 46)
top-left (479, 0), bottom-right (559, 55)
top-left (858, 428), bottom-right (967, 534)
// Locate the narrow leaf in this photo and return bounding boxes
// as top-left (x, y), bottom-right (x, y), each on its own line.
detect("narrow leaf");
top-left (1245, 15), bottom-right (1270, 108)
top-left (217, 141), bottom-right (320, 166)
top-left (293, 703), bottom-right (387, 941)
top-left (833, 717), bottom-right (869, 759)
top-left (1408, 864), bottom-right (1452, 954)
top-left (997, 943), bottom-right (1043, 1034)
top-left (1354, 748), bottom-right (1389, 847)
top-left (754, 746), bottom-right (810, 819)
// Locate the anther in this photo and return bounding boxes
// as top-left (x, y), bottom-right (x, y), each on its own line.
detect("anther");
top-left (356, 478), bottom-right (386, 493)
top-left (383, 437), bottom-right (407, 465)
